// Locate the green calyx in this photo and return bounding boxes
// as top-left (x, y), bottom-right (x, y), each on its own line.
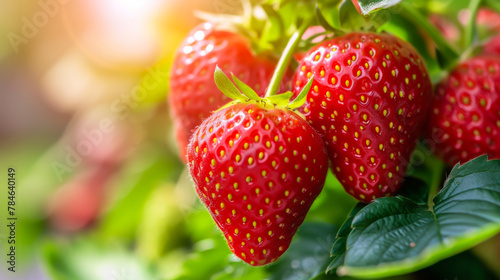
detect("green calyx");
top-left (316, 0), bottom-right (396, 35)
top-left (213, 66), bottom-right (313, 111)
top-left (195, 0), bottom-right (317, 59)
top-left (212, 11), bottom-right (313, 113)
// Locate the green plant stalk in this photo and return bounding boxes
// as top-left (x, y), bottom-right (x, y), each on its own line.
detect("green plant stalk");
top-left (464, 0), bottom-right (482, 49)
top-left (265, 18), bottom-right (312, 98)
top-left (427, 157), bottom-right (446, 208)
top-left (399, 2), bottom-right (459, 67)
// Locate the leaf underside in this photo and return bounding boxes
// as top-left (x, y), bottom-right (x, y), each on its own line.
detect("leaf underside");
top-left (356, 0), bottom-right (403, 15)
top-left (267, 223), bottom-right (337, 280)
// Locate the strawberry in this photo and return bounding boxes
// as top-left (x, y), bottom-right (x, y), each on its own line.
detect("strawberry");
top-left (476, 8), bottom-right (500, 32)
top-left (186, 70), bottom-right (328, 265)
top-left (459, 8), bottom-right (500, 33)
top-left (428, 14), bottom-right (460, 43)
top-left (294, 26), bottom-right (329, 62)
top-left (169, 22), bottom-right (288, 162)
top-left (426, 56), bottom-right (500, 166)
top-left (292, 32), bottom-right (432, 202)
top-left (47, 165), bottom-right (114, 232)
top-left (483, 34), bottom-right (500, 56)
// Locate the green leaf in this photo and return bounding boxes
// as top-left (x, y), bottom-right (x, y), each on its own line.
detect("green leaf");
top-left (231, 73), bottom-right (261, 101)
top-left (260, 4), bottom-right (285, 44)
top-left (97, 145), bottom-right (182, 240)
top-left (42, 238), bottom-right (156, 280)
top-left (378, 13), bottom-right (440, 77)
top-left (305, 172), bottom-right (358, 226)
top-left (136, 184), bottom-right (186, 261)
top-left (315, 2), bottom-right (343, 33)
top-left (214, 66), bottom-right (246, 101)
top-left (327, 203), bottom-right (365, 273)
top-left (418, 250), bottom-right (497, 280)
top-left (435, 48), bottom-right (454, 70)
top-left (485, 0), bottom-right (500, 13)
top-left (398, 2), bottom-right (459, 67)
top-left (288, 77), bottom-right (313, 109)
top-left (336, 0), bottom-right (390, 31)
top-left (170, 207), bottom-right (269, 280)
top-left (327, 176), bottom-right (429, 275)
top-left (338, 0), bottom-right (365, 30)
top-left (172, 238), bottom-right (244, 280)
top-left (406, 147), bottom-right (446, 197)
top-left (331, 156), bottom-right (500, 278)
top-left (394, 177), bottom-right (430, 205)
top-left (265, 92), bottom-right (294, 107)
top-left (138, 61), bottom-right (170, 106)
top-left (267, 222), bottom-right (338, 280)
top-left (210, 259), bottom-right (268, 280)
top-left (355, 0), bottom-right (403, 15)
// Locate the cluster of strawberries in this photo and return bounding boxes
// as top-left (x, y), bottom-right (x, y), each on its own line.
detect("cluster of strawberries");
top-left (168, 14), bottom-right (500, 265)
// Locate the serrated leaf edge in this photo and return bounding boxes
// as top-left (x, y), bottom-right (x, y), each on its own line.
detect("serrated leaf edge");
top-left (333, 156), bottom-right (500, 278)
top-left (338, 224), bottom-right (500, 278)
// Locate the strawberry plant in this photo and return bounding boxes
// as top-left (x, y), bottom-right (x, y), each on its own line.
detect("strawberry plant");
top-left (329, 156), bottom-right (500, 278)
top-left (37, 1), bottom-right (500, 280)
top-left (186, 18), bottom-right (331, 264)
top-left (176, 0), bottom-right (500, 277)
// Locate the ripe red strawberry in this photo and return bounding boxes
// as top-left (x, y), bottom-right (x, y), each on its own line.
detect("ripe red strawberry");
top-left (483, 34), bottom-right (500, 56)
top-left (477, 8), bottom-right (500, 32)
top-left (187, 102), bottom-right (328, 266)
top-left (426, 56), bottom-right (500, 166)
top-left (292, 32), bottom-right (432, 202)
top-left (169, 22), bottom-right (288, 162)
top-left (459, 8), bottom-right (500, 33)
top-left (47, 165), bottom-right (114, 232)
top-left (428, 14), bottom-right (460, 43)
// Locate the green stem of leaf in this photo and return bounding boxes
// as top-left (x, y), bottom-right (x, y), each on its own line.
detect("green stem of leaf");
top-left (427, 158), bottom-right (446, 209)
top-left (464, 0), bottom-right (482, 50)
top-left (399, 2), bottom-right (459, 68)
top-left (264, 18), bottom-right (312, 98)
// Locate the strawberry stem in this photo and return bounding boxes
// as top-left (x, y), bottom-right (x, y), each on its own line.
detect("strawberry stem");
top-left (400, 2), bottom-right (459, 67)
top-left (464, 0), bottom-right (482, 50)
top-left (265, 18), bottom-right (312, 98)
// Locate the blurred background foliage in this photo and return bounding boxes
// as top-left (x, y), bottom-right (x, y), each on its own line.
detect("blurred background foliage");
top-left (0, 0), bottom-right (499, 279)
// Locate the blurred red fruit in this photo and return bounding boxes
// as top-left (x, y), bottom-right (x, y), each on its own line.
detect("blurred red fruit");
top-left (169, 22), bottom-right (290, 163)
top-left (47, 165), bottom-right (114, 232)
top-left (483, 35), bottom-right (500, 56)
